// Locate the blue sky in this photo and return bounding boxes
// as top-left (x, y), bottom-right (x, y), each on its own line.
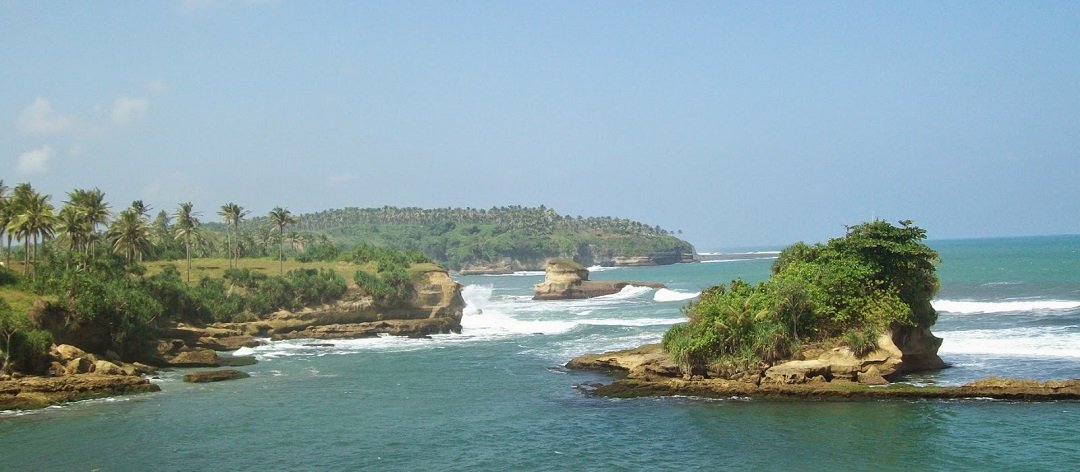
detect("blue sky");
top-left (3, 1), bottom-right (1078, 249)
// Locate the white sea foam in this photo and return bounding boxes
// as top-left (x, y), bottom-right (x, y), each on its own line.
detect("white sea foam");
top-left (938, 326), bottom-right (1080, 358)
top-left (576, 317), bottom-right (684, 327)
top-left (653, 288), bottom-right (700, 302)
top-left (586, 265), bottom-right (619, 272)
top-left (933, 299), bottom-right (1080, 314)
top-left (232, 346), bottom-right (256, 357)
top-left (591, 285), bottom-right (654, 301)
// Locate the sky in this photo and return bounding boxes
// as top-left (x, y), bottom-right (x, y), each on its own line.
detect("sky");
top-left (2, 1), bottom-right (1079, 249)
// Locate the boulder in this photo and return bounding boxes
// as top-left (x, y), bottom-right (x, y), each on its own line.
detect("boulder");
top-left (182, 369), bottom-right (250, 383)
top-left (166, 349), bottom-right (221, 367)
top-left (52, 344), bottom-right (88, 362)
top-left (565, 344), bottom-right (680, 379)
top-left (93, 360), bottom-right (125, 376)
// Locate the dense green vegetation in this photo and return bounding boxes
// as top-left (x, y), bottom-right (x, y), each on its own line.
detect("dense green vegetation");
top-left (0, 180), bottom-right (434, 374)
top-left (272, 205), bottom-right (695, 270)
top-left (662, 220), bottom-right (939, 375)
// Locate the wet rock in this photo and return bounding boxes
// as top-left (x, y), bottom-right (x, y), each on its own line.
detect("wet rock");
top-left (182, 369), bottom-right (250, 383)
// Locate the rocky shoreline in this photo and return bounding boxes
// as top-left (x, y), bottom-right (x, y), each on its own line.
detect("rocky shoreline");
top-left (2, 267), bottom-right (466, 412)
top-left (566, 343), bottom-right (1080, 401)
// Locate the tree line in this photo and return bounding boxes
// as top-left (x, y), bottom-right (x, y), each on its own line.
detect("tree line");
top-left (0, 180), bottom-right (311, 279)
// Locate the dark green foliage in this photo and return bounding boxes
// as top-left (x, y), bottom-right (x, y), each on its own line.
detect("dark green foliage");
top-left (663, 220), bottom-right (939, 373)
top-left (350, 245), bottom-right (418, 307)
top-left (285, 205), bottom-right (693, 270)
top-left (294, 240), bottom-right (341, 262)
top-left (0, 265), bottom-right (18, 286)
top-left (1, 299), bottom-right (53, 374)
top-left (662, 280), bottom-right (795, 374)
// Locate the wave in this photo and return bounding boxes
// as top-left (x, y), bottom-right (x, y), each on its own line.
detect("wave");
top-left (938, 326), bottom-right (1080, 358)
top-left (476, 271), bottom-right (545, 277)
top-left (653, 288), bottom-right (700, 302)
top-left (933, 299), bottom-right (1080, 314)
top-left (591, 285), bottom-right (655, 301)
top-left (586, 265), bottom-right (619, 272)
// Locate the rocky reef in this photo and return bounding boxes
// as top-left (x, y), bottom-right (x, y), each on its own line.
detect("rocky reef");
top-left (533, 260), bottom-right (665, 300)
top-left (566, 335), bottom-right (1078, 401)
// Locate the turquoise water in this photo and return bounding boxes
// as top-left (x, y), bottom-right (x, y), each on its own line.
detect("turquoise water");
top-left (3, 236), bottom-right (1079, 471)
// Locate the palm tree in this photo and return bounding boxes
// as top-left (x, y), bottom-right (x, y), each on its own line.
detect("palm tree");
top-left (174, 202), bottom-right (200, 282)
top-left (218, 202), bottom-right (249, 269)
top-left (267, 206), bottom-right (295, 275)
top-left (108, 209), bottom-right (152, 263)
top-left (9, 188), bottom-right (57, 275)
top-left (63, 188), bottom-right (110, 256)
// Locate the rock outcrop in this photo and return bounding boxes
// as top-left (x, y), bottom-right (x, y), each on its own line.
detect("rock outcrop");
top-left (0, 374), bottom-right (161, 410)
top-left (182, 369), bottom-right (250, 383)
top-left (532, 260), bottom-right (665, 300)
top-left (567, 343), bottom-right (1079, 400)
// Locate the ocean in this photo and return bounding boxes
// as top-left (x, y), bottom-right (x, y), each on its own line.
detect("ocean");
top-left (2, 236), bottom-right (1078, 471)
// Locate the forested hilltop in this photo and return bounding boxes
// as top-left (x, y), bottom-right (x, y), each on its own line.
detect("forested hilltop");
top-left (245, 206), bottom-right (696, 272)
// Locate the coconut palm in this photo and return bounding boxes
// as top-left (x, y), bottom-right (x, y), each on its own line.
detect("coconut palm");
top-left (62, 188), bottom-right (110, 256)
top-left (218, 202), bottom-right (249, 269)
top-left (267, 206), bottom-right (295, 275)
top-left (109, 209), bottom-right (152, 263)
top-left (174, 202), bottom-right (200, 282)
top-left (9, 188), bottom-right (57, 274)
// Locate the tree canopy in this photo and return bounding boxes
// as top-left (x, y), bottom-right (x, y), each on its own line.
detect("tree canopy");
top-left (663, 219), bottom-right (940, 374)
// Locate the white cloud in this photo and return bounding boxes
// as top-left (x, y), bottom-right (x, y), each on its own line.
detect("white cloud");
top-left (17, 98), bottom-right (73, 136)
top-left (145, 79), bottom-right (169, 95)
top-left (111, 96), bottom-right (149, 125)
top-left (16, 145), bottom-right (54, 175)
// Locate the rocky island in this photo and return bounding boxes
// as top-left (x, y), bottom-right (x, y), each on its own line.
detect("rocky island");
top-left (568, 220), bottom-right (1080, 401)
top-left (533, 259), bottom-right (665, 300)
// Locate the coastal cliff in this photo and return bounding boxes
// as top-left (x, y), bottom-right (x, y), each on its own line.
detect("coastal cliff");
top-left (532, 260), bottom-right (665, 300)
top-left (137, 266), bottom-right (465, 366)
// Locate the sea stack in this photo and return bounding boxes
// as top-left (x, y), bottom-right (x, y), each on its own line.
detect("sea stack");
top-left (532, 259), bottom-right (664, 300)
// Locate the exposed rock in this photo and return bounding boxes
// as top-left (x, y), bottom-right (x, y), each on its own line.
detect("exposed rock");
top-left (763, 360), bottom-right (832, 384)
top-left (182, 369), bottom-right (250, 383)
top-left (533, 260), bottom-right (665, 300)
top-left (93, 360), bottom-right (125, 376)
top-left (165, 348), bottom-right (221, 367)
top-left (0, 374), bottom-right (160, 410)
top-left (275, 318), bottom-right (462, 340)
top-left (52, 344), bottom-right (88, 363)
top-left (857, 366), bottom-right (889, 385)
top-left (586, 377), bottom-right (1080, 401)
top-left (564, 343), bottom-right (680, 379)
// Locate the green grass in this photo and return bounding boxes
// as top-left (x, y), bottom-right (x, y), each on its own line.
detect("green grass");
top-left (0, 286), bottom-right (54, 314)
top-left (144, 257), bottom-right (366, 284)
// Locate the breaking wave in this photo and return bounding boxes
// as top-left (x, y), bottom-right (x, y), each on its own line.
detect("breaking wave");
top-left (933, 299), bottom-right (1080, 314)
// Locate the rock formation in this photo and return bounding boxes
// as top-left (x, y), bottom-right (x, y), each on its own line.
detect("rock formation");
top-left (532, 260), bottom-right (665, 300)
top-left (566, 342), bottom-right (1079, 400)
top-left (182, 369), bottom-right (250, 383)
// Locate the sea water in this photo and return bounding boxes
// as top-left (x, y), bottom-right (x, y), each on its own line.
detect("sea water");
top-left (2, 236), bottom-right (1078, 471)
